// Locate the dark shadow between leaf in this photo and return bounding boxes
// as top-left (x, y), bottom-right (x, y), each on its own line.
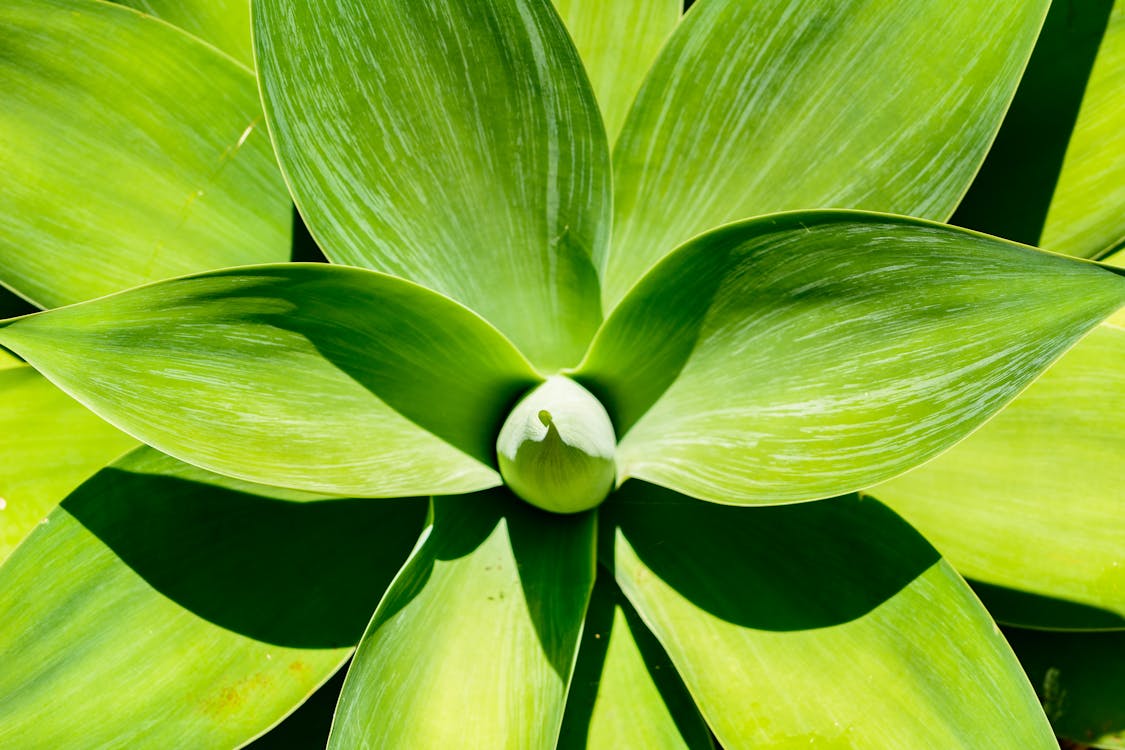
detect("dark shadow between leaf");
top-left (64, 463), bottom-right (427, 649)
top-left (971, 580), bottom-right (1125, 630)
top-left (951, 0), bottom-right (1114, 247)
top-left (373, 490), bottom-right (594, 682)
top-left (558, 570), bottom-right (711, 750)
top-left (1003, 626), bottom-right (1125, 747)
top-left (602, 482), bottom-right (941, 631)
top-left (246, 659), bottom-right (347, 749)
top-left (289, 204), bottom-right (330, 263)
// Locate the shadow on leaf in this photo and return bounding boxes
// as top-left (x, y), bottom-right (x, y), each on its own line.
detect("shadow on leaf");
top-left (64, 449), bottom-right (427, 649)
top-left (373, 488), bottom-right (594, 681)
top-left (951, 0), bottom-right (1114, 247)
top-left (603, 482), bottom-right (941, 631)
top-left (971, 580), bottom-right (1125, 630)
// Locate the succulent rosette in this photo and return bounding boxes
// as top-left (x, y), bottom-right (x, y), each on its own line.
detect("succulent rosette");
top-left (1, 1), bottom-right (1124, 748)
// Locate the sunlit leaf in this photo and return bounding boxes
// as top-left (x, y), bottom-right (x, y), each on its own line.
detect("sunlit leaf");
top-left (0, 265), bottom-right (540, 497)
top-left (0, 0), bottom-right (290, 307)
top-left (329, 491), bottom-right (595, 749)
top-left (255, 0), bottom-right (609, 371)
top-left (605, 483), bottom-right (1057, 748)
top-left (113, 0), bottom-right (253, 65)
top-left (1042, 0), bottom-right (1125, 259)
top-left (552, 0), bottom-right (680, 143)
top-left (604, 0), bottom-right (1049, 305)
top-left (0, 448), bottom-right (425, 749)
top-left (0, 364), bottom-right (136, 563)
top-left (559, 574), bottom-right (712, 750)
top-left (950, 0), bottom-right (1116, 249)
top-left (577, 212), bottom-right (1125, 505)
top-left (873, 323), bottom-right (1125, 629)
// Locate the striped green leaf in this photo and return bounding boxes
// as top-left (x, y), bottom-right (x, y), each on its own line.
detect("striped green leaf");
top-left (552, 0), bottom-right (681, 143)
top-left (873, 322), bottom-right (1125, 629)
top-left (605, 483), bottom-right (1057, 748)
top-left (576, 212), bottom-right (1125, 505)
top-left (0, 364), bottom-right (136, 563)
top-left (329, 491), bottom-right (595, 749)
top-left (114, 0), bottom-right (253, 65)
top-left (0, 265), bottom-right (540, 497)
top-left (1041, 0), bottom-right (1125, 258)
top-left (559, 574), bottom-right (712, 750)
top-left (0, 448), bottom-right (425, 749)
top-left (254, 0), bottom-right (609, 371)
top-left (604, 0), bottom-right (1050, 306)
top-left (0, 0), bottom-right (290, 308)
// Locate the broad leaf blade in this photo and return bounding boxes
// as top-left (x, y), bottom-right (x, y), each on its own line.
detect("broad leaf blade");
top-left (1042, 0), bottom-right (1125, 259)
top-left (0, 448), bottom-right (426, 749)
top-left (1005, 626), bottom-right (1125, 749)
top-left (114, 0), bottom-right (253, 65)
top-left (0, 265), bottom-right (540, 497)
top-left (0, 365), bottom-right (137, 563)
top-left (255, 0), bottom-right (609, 371)
top-left (577, 212), bottom-right (1125, 505)
top-left (552, 0), bottom-right (680, 144)
top-left (604, 0), bottom-right (1050, 306)
top-left (329, 491), bottom-right (595, 749)
top-left (559, 574), bottom-right (712, 750)
top-left (872, 323), bottom-right (1125, 629)
top-left (0, 0), bottom-right (290, 308)
top-left (605, 483), bottom-right (1057, 748)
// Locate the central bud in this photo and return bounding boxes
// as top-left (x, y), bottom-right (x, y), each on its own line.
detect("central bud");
top-left (496, 376), bottom-right (616, 514)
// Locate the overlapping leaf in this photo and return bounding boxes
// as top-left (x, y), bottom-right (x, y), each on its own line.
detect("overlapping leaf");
top-left (1041, 0), bottom-right (1125, 259)
top-left (604, 484), bottom-right (1057, 748)
top-left (552, 0), bottom-right (680, 143)
top-left (114, 0), bottom-right (253, 65)
top-left (0, 448), bottom-right (425, 749)
top-left (873, 323), bottom-right (1125, 629)
top-left (0, 0), bottom-right (290, 308)
top-left (0, 363), bottom-right (136, 563)
top-left (578, 212), bottom-right (1125, 505)
top-left (255, 0), bottom-right (609, 370)
top-left (0, 265), bottom-right (540, 496)
top-left (559, 575), bottom-right (712, 750)
top-left (604, 0), bottom-right (1050, 305)
top-left (329, 492), bottom-right (595, 749)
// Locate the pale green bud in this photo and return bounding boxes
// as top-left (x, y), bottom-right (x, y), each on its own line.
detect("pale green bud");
top-left (496, 376), bottom-right (616, 514)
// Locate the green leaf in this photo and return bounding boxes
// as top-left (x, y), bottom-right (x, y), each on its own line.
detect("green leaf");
top-left (0, 0), bottom-right (291, 308)
top-left (1041, 0), bottom-right (1125, 259)
top-left (255, 0), bottom-right (609, 371)
top-left (1004, 626), bottom-right (1125, 749)
top-left (872, 322), bottom-right (1125, 629)
top-left (949, 0), bottom-right (1116, 250)
top-left (603, 0), bottom-right (1050, 306)
top-left (604, 483), bottom-right (1057, 748)
top-left (246, 669), bottom-right (344, 750)
top-left (113, 0), bottom-right (253, 65)
top-left (552, 0), bottom-right (680, 144)
top-left (0, 447), bottom-right (426, 749)
top-left (0, 364), bottom-right (137, 563)
top-left (576, 212), bottom-right (1125, 505)
top-left (558, 574), bottom-right (713, 750)
top-left (329, 491), bottom-right (595, 749)
top-left (0, 265), bottom-right (540, 497)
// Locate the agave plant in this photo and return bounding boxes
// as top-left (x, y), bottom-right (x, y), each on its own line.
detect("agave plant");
top-left (1, 1), bottom-right (1124, 749)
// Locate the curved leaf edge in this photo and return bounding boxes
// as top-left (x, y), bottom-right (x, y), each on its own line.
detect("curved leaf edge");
top-left (0, 262), bottom-right (539, 496)
top-left (574, 209), bottom-right (1125, 508)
